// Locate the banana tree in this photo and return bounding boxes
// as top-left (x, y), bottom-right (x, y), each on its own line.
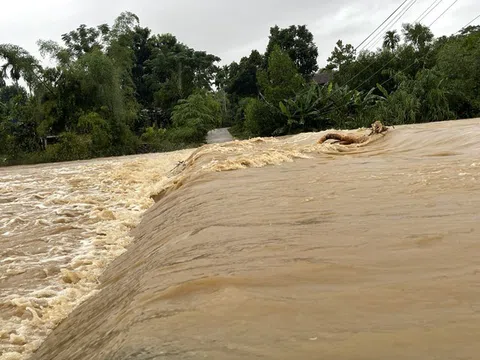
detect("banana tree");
top-left (325, 84), bottom-right (385, 129)
top-left (277, 83), bottom-right (334, 133)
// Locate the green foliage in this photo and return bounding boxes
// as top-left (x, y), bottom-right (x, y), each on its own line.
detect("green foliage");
top-left (138, 126), bottom-right (187, 153)
top-left (1, 16), bottom-right (480, 166)
top-left (140, 126), bottom-right (166, 143)
top-left (166, 126), bottom-right (204, 146)
top-left (265, 25), bottom-right (319, 79)
top-left (52, 132), bottom-right (92, 160)
top-left (223, 50), bottom-right (263, 98)
top-left (25, 132), bottom-right (92, 164)
top-left (0, 44), bottom-right (41, 89)
top-left (169, 91), bottom-right (222, 143)
top-left (11, 12), bottom-right (215, 162)
top-left (324, 84), bottom-right (385, 129)
top-left (320, 22), bottom-right (478, 130)
top-left (238, 45), bottom-right (308, 137)
top-left (373, 84), bottom-right (420, 125)
top-left (326, 40), bottom-right (356, 71)
top-left (171, 92), bottom-right (221, 128)
top-left (143, 34), bottom-right (220, 114)
top-left (0, 86), bottom-right (43, 157)
top-left (243, 98), bottom-right (279, 137)
top-left (401, 23), bottom-right (434, 50)
top-left (372, 69), bottom-right (453, 125)
top-left (414, 69), bottom-right (453, 122)
top-left (77, 112), bottom-right (111, 154)
top-left (278, 83), bottom-right (331, 132)
top-left (383, 30), bottom-right (401, 51)
top-left (436, 29), bottom-right (480, 117)
top-left (257, 45), bottom-right (305, 106)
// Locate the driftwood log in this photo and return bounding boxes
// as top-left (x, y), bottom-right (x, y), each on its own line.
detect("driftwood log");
top-left (317, 121), bottom-right (388, 145)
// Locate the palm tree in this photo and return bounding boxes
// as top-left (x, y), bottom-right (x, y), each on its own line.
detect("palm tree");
top-left (383, 30), bottom-right (400, 51)
top-left (0, 44), bottom-right (39, 87)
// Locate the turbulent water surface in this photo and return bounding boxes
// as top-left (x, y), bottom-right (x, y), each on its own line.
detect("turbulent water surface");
top-left (0, 150), bottom-right (194, 359)
top-left (1, 119), bottom-right (480, 360)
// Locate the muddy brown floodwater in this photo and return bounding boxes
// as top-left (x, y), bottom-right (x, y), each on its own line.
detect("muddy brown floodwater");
top-left (0, 150), bottom-right (194, 359)
top-left (2, 119), bottom-right (480, 360)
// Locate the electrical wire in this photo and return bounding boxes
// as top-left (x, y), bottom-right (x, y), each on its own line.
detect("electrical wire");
top-left (461, 13), bottom-right (480, 29)
top-left (355, 0), bottom-right (411, 50)
top-left (415, 0), bottom-right (443, 23)
top-left (361, 0), bottom-right (418, 52)
top-left (317, 0), bottom-right (466, 119)
top-left (429, 0), bottom-right (460, 27)
top-left (323, 0), bottom-right (417, 100)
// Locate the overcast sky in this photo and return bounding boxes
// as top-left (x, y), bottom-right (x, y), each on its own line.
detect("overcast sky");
top-left (1, 0), bottom-right (478, 68)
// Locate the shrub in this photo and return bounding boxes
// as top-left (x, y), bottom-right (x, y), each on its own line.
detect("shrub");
top-left (243, 98), bottom-right (282, 137)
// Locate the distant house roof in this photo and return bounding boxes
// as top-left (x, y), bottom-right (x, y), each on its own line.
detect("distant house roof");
top-left (313, 72), bottom-right (332, 85)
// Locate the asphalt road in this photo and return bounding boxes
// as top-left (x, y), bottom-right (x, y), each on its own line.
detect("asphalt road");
top-left (206, 128), bottom-right (234, 144)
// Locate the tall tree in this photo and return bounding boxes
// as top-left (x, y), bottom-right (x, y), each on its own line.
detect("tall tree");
top-left (0, 44), bottom-right (41, 89)
top-left (225, 50), bottom-right (263, 98)
top-left (60, 24), bottom-right (109, 59)
top-left (436, 29), bottom-right (480, 117)
top-left (130, 26), bottom-right (153, 106)
top-left (383, 30), bottom-right (401, 51)
top-left (265, 25), bottom-right (319, 79)
top-left (143, 33), bottom-right (219, 116)
top-left (401, 23), bottom-right (434, 50)
top-left (459, 25), bottom-right (480, 36)
top-left (326, 40), bottom-right (356, 71)
top-left (258, 45), bottom-right (305, 107)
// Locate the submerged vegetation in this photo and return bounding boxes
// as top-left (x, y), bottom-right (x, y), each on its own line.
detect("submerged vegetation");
top-left (1, 12), bottom-right (479, 165)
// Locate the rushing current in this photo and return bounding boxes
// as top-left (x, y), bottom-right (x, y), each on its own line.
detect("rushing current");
top-left (1, 119), bottom-right (480, 360)
top-left (0, 150), bottom-right (194, 359)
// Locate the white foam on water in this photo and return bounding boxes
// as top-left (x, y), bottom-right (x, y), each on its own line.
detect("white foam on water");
top-left (0, 150), bottom-right (194, 359)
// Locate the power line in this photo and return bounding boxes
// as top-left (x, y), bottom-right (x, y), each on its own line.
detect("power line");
top-left (317, 0), bottom-right (465, 119)
top-left (325, 0), bottom-right (417, 97)
top-left (365, 0), bottom-right (444, 52)
top-left (350, 0), bottom-right (460, 94)
top-left (319, 0), bottom-right (456, 111)
top-left (379, 10), bottom-right (477, 90)
top-left (364, 0), bottom-right (417, 50)
top-left (362, 0), bottom-right (443, 53)
top-left (355, 0), bottom-right (411, 50)
top-left (418, 1), bottom-right (444, 23)
top-left (361, 0), bottom-right (418, 52)
top-left (462, 13), bottom-right (480, 28)
top-left (415, 0), bottom-right (443, 23)
top-left (428, 0), bottom-right (460, 27)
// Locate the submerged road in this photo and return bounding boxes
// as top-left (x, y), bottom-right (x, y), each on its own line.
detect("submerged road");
top-left (206, 128), bottom-right (233, 144)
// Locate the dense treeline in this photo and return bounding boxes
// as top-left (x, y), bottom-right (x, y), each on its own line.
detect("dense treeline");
top-left (1, 12), bottom-right (479, 165)
top-left (228, 22), bottom-right (480, 137)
